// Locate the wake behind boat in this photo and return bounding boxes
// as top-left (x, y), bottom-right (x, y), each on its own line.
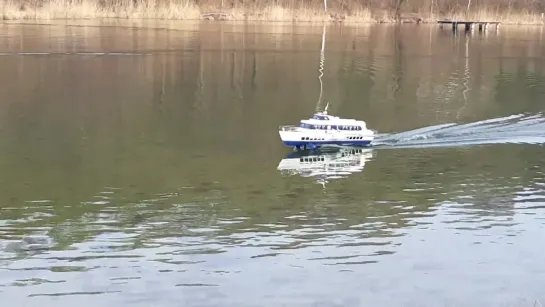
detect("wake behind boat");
top-left (278, 105), bottom-right (375, 150)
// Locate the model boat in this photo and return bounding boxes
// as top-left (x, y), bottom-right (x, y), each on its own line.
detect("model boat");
top-left (278, 105), bottom-right (375, 150)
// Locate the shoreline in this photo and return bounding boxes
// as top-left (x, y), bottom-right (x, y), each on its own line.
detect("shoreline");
top-left (1, 1), bottom-right (544, 25)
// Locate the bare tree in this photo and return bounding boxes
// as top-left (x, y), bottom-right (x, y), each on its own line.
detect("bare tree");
top-left (394, 0), bottom-right (406, 22)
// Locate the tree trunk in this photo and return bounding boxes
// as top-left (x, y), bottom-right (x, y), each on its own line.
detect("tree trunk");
top-left (395, 0), bottom-right (405, 22)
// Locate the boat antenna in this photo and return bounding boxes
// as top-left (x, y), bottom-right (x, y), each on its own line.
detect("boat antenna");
top-left (315, 24), bottom-right (326, 113)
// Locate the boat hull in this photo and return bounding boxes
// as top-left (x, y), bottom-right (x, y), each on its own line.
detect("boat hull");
top-left (279, 129), bottom-right (374, 149)
top-left (282, 140), bottom-right (372, 147)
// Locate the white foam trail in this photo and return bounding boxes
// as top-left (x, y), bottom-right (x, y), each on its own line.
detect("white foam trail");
top-left (373, 113), bottom-right (545, 149)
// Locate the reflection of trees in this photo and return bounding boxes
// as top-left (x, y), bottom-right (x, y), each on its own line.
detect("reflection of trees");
top-left (2, 144), bottom-right (543, 251)
top-left (336, 27), bottom-right (375, 115)
top-left (0, 24), bottom-right (544, 252)
top-left (494, 62), bottom-right (545, 115)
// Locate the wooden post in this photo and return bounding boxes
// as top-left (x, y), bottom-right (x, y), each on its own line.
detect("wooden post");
top-left (438, 20), bottom-right (500, 34)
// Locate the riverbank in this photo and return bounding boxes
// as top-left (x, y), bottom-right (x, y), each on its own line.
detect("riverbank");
top-left (1, 0), bottom-right (544, 25)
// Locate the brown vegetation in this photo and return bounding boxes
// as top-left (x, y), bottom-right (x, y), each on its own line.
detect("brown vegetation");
top-left (1, 0), bottom-right (544, 24)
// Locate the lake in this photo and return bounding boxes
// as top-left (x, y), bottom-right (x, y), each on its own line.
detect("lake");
top-left (1, 20), bottom-right (545, 307)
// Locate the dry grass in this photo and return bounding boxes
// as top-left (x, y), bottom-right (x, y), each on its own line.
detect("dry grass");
top-left (1, 0), bottom-right (544, 24)
top-left (1, 0), bottom-right (202, 19)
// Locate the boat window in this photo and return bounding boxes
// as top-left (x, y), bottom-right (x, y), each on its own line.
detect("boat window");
top-left (312, 115), bottom-right (328, 120)
top-left (300, 123), bottom-right (317, 129)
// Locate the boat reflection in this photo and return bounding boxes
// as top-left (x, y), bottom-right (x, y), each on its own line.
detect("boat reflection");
top-left (277, 147), bottom-right (375, 185)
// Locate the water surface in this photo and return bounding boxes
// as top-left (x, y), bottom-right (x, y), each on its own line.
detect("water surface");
top-left (1, 21), bottom-right (545, 306)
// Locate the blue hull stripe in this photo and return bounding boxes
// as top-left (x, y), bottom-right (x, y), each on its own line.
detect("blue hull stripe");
top-left (283, 140), bottom-right (372, 147)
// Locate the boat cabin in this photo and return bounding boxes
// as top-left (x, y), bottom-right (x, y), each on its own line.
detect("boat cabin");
top-left (300, 123), bottom-right (364, 130)
top-left (296, 111), bottom-right (368, 131)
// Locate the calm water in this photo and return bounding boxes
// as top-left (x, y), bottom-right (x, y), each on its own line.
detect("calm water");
top-left (1, 20), bottom-right (545, 306)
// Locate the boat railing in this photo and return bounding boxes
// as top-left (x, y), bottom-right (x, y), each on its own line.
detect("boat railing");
top-left (279, 125), bottom-right (299, 131)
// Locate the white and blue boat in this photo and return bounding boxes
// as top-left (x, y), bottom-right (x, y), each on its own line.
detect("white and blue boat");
top-left (278, 105), bottom-right (375, 150)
